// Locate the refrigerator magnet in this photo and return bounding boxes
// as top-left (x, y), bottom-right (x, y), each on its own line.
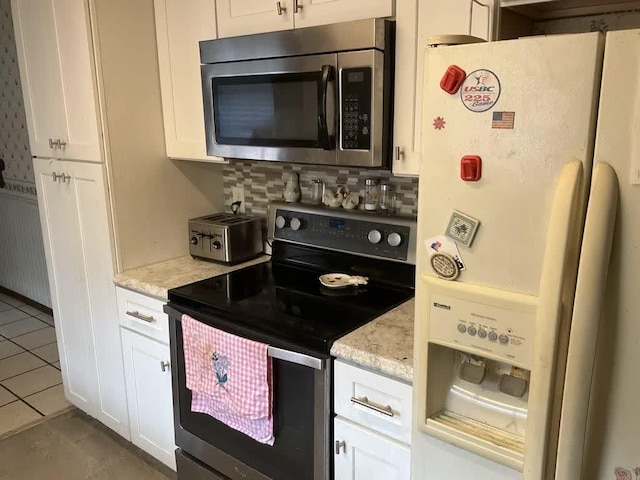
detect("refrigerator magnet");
top-left (460, 69), bottom-right (501, 113)
top-left (430, 252), bottom-right (460, 281)
top-left (445, 210), bottom-right (480, 248)
top-left (425, 235), bottom-right (465, 271)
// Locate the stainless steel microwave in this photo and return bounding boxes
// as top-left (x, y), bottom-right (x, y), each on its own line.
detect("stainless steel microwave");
top-left (200, 19), bottom-right (395, 168)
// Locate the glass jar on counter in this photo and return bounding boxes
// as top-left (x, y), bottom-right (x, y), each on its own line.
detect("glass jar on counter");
top-left (364, 178), bottom-right (378, 211)
top-left (378, 183), bottom-right (395, 214)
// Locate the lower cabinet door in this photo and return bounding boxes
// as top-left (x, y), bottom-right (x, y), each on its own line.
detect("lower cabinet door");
top-left (334, 417), bottom-right (411, 480)
top-left (121, 328), bottom-right (176, 470)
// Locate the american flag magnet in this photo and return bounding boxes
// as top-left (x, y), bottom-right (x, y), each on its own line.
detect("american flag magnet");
top-left (492, 111), bottom-right (515, 129)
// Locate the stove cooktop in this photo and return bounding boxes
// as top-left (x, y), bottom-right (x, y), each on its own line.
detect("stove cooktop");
top-left (168, 259), bottom-right (414, 354)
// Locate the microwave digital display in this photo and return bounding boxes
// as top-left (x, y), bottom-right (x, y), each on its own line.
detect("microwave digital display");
top-left (348, 71), bottom-right (364, 83)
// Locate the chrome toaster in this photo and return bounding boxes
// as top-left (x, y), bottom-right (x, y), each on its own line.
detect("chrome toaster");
top-left (188, 213), bottom-right (263, 264)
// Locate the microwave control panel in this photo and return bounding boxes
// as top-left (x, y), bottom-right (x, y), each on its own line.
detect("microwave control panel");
top-left (341, 67), bottom-right (372, 151)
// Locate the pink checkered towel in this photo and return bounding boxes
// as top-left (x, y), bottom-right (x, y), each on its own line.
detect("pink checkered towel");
top-left (181, 314), bottom-right (274, 445)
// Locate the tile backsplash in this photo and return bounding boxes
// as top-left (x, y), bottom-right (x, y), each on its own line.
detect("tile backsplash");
top-left (222, 159), bottom-right (419, 217)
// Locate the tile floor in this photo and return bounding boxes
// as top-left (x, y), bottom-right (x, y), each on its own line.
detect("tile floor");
top-left (0, 292), bottom-right (70, 437)
top-left (0, 409), bottom-right (174, 479)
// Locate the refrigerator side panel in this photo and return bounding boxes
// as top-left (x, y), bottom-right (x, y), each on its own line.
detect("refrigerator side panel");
top-left (583, 28), bottom-right (640, 479)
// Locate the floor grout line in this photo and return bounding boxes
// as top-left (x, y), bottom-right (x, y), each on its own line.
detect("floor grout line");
top-left (21, 382), bottom-right (64, 400)
top-left (17, 399), bottom-right (45, 417)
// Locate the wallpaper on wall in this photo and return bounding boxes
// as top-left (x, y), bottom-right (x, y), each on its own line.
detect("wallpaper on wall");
top-left (0, 0), bottom-right (35, 200)
top-left (223, 159), bottom-right (419, 217)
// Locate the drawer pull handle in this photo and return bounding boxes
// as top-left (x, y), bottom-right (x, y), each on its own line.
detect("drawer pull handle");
top-left (335, 440), bottom-right (345, 455)
top-left (350, 396), bottom-right (394, 417)
top-left (160, 361), bottom-right (170, 372)
top-left (126, 310), bottom-right (156, 323)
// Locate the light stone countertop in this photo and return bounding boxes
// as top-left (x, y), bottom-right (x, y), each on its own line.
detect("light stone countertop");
top-left (113, 254), bottom-right (271, 301)
top-left (331, 299), bottom-right (415, 384)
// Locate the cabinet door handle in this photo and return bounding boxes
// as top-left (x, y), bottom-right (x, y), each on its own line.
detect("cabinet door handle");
top-left (294, 0), bottom-right (302, 13)
top-left (49, 138), bottom-right (56, 149)
top-left (335, 440), bottom-right (345, 455)
top-left (52, 172), bottom-right (60, 182)
top-left (395, 146), bottom-right (405, 161)
top-left (63, 174), bottom-right (71, 183)
top-left (276, 1), bottom-right (286, 15)
top-left (350, 396), bottom-right (395, 417)
top-left (125, 310), bottom-right (156, 323)
top-left (58, 139), bottom-right (67, 149)
top-left (160, 361), bottom-right (170, 372)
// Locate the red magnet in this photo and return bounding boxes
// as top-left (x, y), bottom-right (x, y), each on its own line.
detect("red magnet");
top-left (440, 65), bottom-right (466, 94)
top-left (460, 155), bottom-right (482, 181)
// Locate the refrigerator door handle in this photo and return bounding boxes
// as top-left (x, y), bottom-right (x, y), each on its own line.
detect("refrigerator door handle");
top-left (525, 160), bottom-right (584, 479)
top-left (554, 163), bottom-right (618, 480)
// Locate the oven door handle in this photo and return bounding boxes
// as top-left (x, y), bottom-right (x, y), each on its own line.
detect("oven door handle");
top-left (317, 65), bottom-right (334, 151)
top-left (267, 346), bottom-right (324, 370)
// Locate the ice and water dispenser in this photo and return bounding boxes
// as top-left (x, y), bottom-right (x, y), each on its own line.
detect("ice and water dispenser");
top-left (415, 276), bottom-right (538, 470)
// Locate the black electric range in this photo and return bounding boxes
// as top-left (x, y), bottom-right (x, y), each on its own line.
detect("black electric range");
top-left (168, 242), bottom-right (415, 355)
top-left (165, 202), bottom-right (417, 480)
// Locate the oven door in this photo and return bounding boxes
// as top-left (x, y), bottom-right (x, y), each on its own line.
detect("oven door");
top-left (167, 306), bottom-right (331, 480)
top-left (202, 54), bottom-right (337, 164)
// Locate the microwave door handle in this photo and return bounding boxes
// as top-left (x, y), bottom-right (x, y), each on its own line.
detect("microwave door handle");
top-left (317, 65), bottom-right (334, 150)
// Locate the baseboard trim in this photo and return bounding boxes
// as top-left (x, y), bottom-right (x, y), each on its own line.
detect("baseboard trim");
top-left (0, 286), bottom-right (53, 316)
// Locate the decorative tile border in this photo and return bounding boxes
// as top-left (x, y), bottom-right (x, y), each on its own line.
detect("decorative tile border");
top-left (222, 159), bottom-right (419, 217)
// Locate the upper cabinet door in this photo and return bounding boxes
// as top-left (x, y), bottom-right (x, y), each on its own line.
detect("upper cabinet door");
top-left (216, 0), bottom-right (294, 38)
top-left (11, 0), bottom-right (102, 162)
top-left (391, 0), bottom-right (420, 176)
top-left (154, 0), bottom-right (224, 162)
top-left (293, 0), bottom-right (393, 28)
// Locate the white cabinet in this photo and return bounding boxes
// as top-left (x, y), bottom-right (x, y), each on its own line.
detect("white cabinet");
top-left (33, 158), bottom-right (129, 438)
top-left (216, 0), bottom-right (392, 38)
top-left (392, 0), bottom-right (498, 176)
top-left (154, 0), bottom-right (224, 162)
top-left (334, 417), bottom-right (411, 480)
top-left (117, 287), bottom-right (176, 470)
top-left (11, 0), bottom-right (102, 162)
top-left (293, 0), bottom-right (394, 29)
top-left (121, 328), bottom-right (176, 470)
top-left (333, 360), bottom-right (412, 480)
top-left (216, 0), bottom-right (293, 37)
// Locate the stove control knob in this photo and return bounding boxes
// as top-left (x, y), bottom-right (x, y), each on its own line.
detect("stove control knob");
top-left (387, 232), bottom-right (402, 247)
top-left (190, 236), bottom-right (199, 245)
top-left (290, 217), bottom-right (303, 231)
top-left (367, 229), bottom-right (382, 244)
top-left (211, 240), bottom-right (222, 250)
top-left (275, 215), bottom-right (287, 229)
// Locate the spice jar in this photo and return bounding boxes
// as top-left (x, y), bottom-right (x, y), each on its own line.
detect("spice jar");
top-left (364, 178), bottom-right (378, 211)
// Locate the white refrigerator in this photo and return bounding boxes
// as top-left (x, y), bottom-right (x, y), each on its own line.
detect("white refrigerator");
top-left (412, 30), bottom-right (639, 480)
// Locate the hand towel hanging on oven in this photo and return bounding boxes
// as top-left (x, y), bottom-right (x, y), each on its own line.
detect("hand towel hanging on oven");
top-left (181, 314), bottom-right (274, 445)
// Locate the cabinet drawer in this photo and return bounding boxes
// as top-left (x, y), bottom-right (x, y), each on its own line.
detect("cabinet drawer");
top-left (116, 287), bottom-right (169, 344)
top-left (334, 360), bottom-right (412, 445)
